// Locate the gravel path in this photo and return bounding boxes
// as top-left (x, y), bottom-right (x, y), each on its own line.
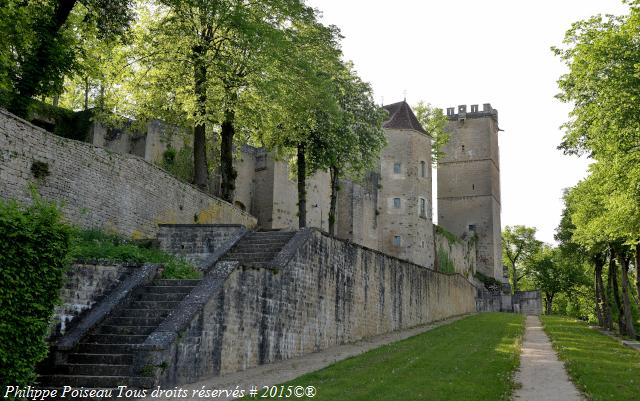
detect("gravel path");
top-left (144, 314), bottom-right (470, 401)
top-left (513, 315), bottom-right (583, 401)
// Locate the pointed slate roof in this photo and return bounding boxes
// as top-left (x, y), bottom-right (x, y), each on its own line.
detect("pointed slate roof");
top-left (382, 101), bottom-right (428, 136)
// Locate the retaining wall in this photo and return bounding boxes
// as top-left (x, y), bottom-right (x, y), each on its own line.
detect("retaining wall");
top-left (0, 109), bottom-right (256, 238)
top-left (434, 228), bottom-right (476, 278)
top-left (50, 262), bottom-right (136, 338)
top-left (144, 228), bottom-right (476, 385)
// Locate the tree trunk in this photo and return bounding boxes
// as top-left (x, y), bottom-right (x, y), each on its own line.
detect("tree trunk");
top-left (192, 46), bottom-right (208, 190)
top-left (544, 292), bottom-right (554, 315)
top-left (8, 0), bottom-right (78, 117)
top-left (84, 76), bottom-right (89, 110)
top-left (594, 264), bottom-right (604, 327)
top-left (220, 107), bottom-right (236, 202)
top-left (595, 253), bottom-right (613, 330)
top-left (636, 243), bottom-right (640, 309)
top-left (329, 165), bottom-right (339, 236)
top-left (510, 264), bottom-right (518, 294)
top-left (297, 143), bottom-right (306, 229)
top-left (618, 253), bottom-right (636, 338)
top-left (609, 248), bottom-right (625, 334)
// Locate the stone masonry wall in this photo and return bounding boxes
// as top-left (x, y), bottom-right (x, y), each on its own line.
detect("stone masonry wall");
top-left (0, 109), bottom-right (256, 238)
top-left (159, 229), bottom-right (476, 384)
top-left (434, 228), bottom-right (476, 279)
top-left (50, 262), bottom-right (135, 338)
top-left (156, 224), bottom-right (245, 268)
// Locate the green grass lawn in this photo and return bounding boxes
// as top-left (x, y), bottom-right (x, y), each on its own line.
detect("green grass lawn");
top-left (542, 315), bottom-right (640, 401)
top-left (252, 313), bottom-right (524, 401)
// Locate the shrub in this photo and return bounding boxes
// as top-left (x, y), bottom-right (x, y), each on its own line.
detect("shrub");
top-left (0, 197), bottom-right (71, 388)
top-left (69, 229), bottom-right (201, 279)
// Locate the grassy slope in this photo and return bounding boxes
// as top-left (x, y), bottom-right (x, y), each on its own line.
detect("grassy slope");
top-left (542, 315), bottom-right (640, 401)
top-left (254, 313), bottom-right (524, 401)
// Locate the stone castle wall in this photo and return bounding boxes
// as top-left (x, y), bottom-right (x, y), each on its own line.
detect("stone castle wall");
top-left (0, 109), bottom-right (256, 238)
top-left (50, 262), bottom-right (136, 338)
top-left (155, 229), bottom-right (476, 384)
top-left (434, 228), bottom-right (476, 279)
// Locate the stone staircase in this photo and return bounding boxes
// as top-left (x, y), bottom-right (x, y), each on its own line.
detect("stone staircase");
top-left (38, 230), bottom-right (296, 392)
top-left (221, 231), bottom-right (295, 267)
top-left (38, 279), bottom-right (201, 389)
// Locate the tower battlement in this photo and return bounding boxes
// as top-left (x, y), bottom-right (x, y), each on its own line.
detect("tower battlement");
top-left (438, 102), bottom-right (502, 280)
top-left (446, 103), bottom-right (498, 121)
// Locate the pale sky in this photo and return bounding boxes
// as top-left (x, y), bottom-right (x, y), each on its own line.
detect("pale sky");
top-left (306, 0), bottom-right (630, 244)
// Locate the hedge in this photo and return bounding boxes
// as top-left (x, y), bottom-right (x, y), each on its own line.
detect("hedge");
top-left (0, 196), bottom-right (71, 389)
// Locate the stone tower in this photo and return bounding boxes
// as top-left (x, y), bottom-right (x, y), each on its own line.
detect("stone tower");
top-left (377, 101), bottom-right (434, 268)
top-left (437, 104), bottom-right (502, 279)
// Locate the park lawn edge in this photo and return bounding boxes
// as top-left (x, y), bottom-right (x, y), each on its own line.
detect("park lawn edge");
top-left (541, 315), bottom-right (640, 401)
top-left (245, 312), bottom-right (525, 401)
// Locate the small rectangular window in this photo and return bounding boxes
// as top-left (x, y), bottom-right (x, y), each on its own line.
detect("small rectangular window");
top-left (421, 161), bottom-right (426, 178)
top-left (469, 224), bottom-right (476, 232)
top-left (393, 235), bottom-right (401, 246)
top-left (393, 162), bottom-right (401, 174)
top-left (420, 198), bottom-right (426, 217)
top-left (393, 198), bottom-right (401, 208)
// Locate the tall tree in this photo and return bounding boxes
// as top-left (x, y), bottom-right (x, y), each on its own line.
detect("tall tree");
top-left (2, 0), bottom-right (133, 117)
top-left (502, 225), bottom-right (542, 293)
top-left (554, 5), bottom-right (640, 331)
top-left (257, 18), bottom-right (344, 228)
top-left (303, 63), bottom-right (386, 235)
top-left (414, 102), bottom-right (449, 165)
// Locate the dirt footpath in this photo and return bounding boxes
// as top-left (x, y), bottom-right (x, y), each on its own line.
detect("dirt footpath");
top-left (513, 315), bottom-right (584, 401)
top-left (145, 314), bottom-right (470, 401)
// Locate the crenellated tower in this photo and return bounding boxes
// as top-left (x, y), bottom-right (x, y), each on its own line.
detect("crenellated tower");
top-left (437, 103), bottom-right (502, 279)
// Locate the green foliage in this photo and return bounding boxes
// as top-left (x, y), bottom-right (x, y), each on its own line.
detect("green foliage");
top-left (1, 0), bottom-right (134, 116)
top-left (528, 245), bottom-right (591, 314)
top-left (554, 5), bottom-right (640, 249)
top-left (30, 161), bottom-right (50, 179)
top-left (475, 271), bottom-right (503, 292)
top-left (413, 101), bottom-right (449, 165)
top-left (434, 224), bottom-right (460, 244)
top-left (502, 225), bottom-right (543, 294)
top-left (543, 315), bottom-right (640, 401)
top-left (247, 313), bottom-right (524, 401)
top-left (436, 246), bottom-right (455, 274)
top-left (69, 229), bottom-right (200, 279)
top-left (0, 196), bottom-right (71, 388)
top-left (160, 146), bottom-right (194, 184)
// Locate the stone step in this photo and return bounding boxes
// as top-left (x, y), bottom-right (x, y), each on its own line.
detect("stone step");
top-left (76, 343), bottom-right (136, 354)
top-left (142, 285), bottom-right (194, 294)
top-left (67, 353), bottom-right (133, 365)
top-left (153, 279), bottom-right (200, 287)
top-left (231, 243), bottom-right (286, 252)
top-left (128, 300), bottom-right (180, 310)
top-left (248, 231), bottom-right (293, 236)
top-left (104, 316), bottom-right (164, 327)
top-left (85, 334), bottom-right (147, 344)
top-left (227, 250), bottom-right (280, 258)
top-left (237, 238), bottom-right (291, 245)
top-left (223, 255), bottom-right (276, 263)
top-left (37, 375), bottom-right (154, 389)
top-left (98, 325), bottom-right (156, 336)
top-left (57, 363), bottom-right (133, 377)
top-left (115, 308), bottom-right (172, 318)
top-left (135, 292), bottom-right (186, 302)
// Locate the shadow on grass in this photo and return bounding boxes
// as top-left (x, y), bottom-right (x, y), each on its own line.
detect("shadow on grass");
top-left (247, 313), bottom-right (525, 401)
top-left (542, 315), bottom-right (640, 401)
